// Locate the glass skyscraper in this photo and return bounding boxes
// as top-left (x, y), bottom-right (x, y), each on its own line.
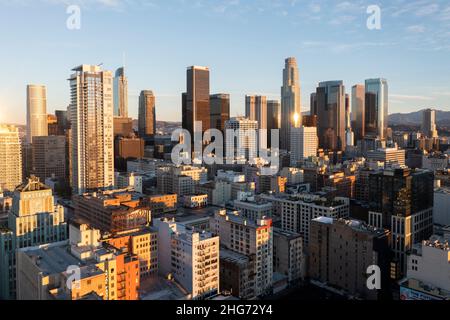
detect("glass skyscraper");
top-left (365, 78), bottom-right (388, 140)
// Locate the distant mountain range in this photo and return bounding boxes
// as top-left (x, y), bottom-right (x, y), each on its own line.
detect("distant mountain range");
top-left (389, 109), bottom-right (450, 126)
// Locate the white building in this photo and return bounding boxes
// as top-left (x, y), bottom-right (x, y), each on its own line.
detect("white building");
top-left (403, 237), bottom-right (450, 299)
top-left (69, 65), bottom-right (114, 194)
top-left (0, 125), bottom-right (22, 192)
top-left (211, 209), bottom-right (273, 297)
top-left (290, 126), bottom-right (318, 166)
top-left (260, 193), bottom-right (349, 244)
top-left (154, 219), bottom-right (220, 299)
top-left (225, 117), bottom-right (258, 163)
top-left (115, 172), bottom-right (143, 193)
top-left (422, 154), bottom-right (448, 171)
top-left (196, 181), bottom-right (231, 206)
top-left (367, 147), bottom-right (406, 167)
top-left (434, 188), bottom-right (450, 226)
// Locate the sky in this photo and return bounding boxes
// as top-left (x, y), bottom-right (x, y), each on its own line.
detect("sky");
top-left (0, 0), bottom-right (450, 124)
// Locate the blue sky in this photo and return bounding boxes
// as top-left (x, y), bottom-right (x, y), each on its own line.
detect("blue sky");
top-left (0, 0), bottom-right (450, 124)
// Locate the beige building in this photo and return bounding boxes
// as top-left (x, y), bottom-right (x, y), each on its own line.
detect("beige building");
top-left (147, 194), bottom-right (177, 215)
top-left (0, 125), bottom-right (22, 192)
top-left (32, 135), bottom-right (66, 181)
top-left (0, 177), bottom-right (67, 299)
top-left (26, 84), bottom-right (48, 144)
top-left (155, 219), bottom-right (220, 299)
top-left (69, 65), bottom-right (114, 194)
top-left (367, 147), bottom-right (406, 167)
top-left (196, 180), bottom-right (231, 206)
top-left (157, 165), bottom-right (208, 196)
top-left (212, 209), bottom-right (273, 297)
top-left (138, 90), bottom-right (156, 137)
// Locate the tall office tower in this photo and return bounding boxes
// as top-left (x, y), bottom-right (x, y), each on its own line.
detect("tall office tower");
top-left (0, 125), bottom-right (22, 192)
top-left (267, 100), bottom-right (280, 148)
top-left (422, 109), bottom-right (438, 138)
top-left (365, 78), bottom-right (389, 140)
top-left (32, 136), bottom-right (66, 182)
top-left (182, 66), bottom-right (210, 142)
top-left (224, 117), bottom-right (258, 162)
top-left (212, 209), bottom-right (274, 298)
top-left (69, 65), bottom-right (114, 195)
top-left (290, 126), bottom-right (318, 166)
top-left (352, 84), bottom-right (365, 142)
top-left (368, 168), bottom-right (434, 276)
top-left (245, 95), bottom-right (268, 149)
top-left (138, 90), bottom-right (156, 139)
top-left (345, 94), bottom-right (351, 129)
top-left (281, 57), bottom-right (301, 151)
top-left (210, 93), bottom-right (230, 131)
top-left (113, 67), bottom-right (128, 118)
top-left (314, 81), bottom-right (346, 152)
top-left (309, 217), bottom-right (392, 300)
top-left (26, 85), bottom-right (48, 144)
top-left (155, 219), bottom-right (220, 299)
top-left (310, 93), bottom-right (317, 116)
top-left (0, 177), bottom-right (67, 299)
top-left (55, 110), bottom-right (70, 135)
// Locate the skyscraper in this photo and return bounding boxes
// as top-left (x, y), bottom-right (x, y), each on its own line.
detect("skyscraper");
top-left (314, 81), bottom-right (346, 152)
top-left (365, 78), bottom-right (389, 140)
top-left (182, 66), bottom-right (210, 140)
top-left (267, 100), bottom-right (280, 148)
top-left (351, 84), bottom-right (365, 142)
top-left (225, 117), bottom-right (258, 162)
top-left (245, 95), bottom-right (268, 148)
top-left (26, 84), bottom-right (48, 144)
top-left (210, 93), bottom-right (230, 131)
top-left (138, 90), bottom-right (156, 139)
top-left (281, 57), bottom-right (301, 151)
top-left (32, 135), bottom-right (66, 182)
top-left (69, 65), bottom-right (114, 195)
top-left (0, 125), bottom-right (22, 192)
top-left (290, 126), bottom-right (318, 166)
top-left (368, 168), bottom-right (434, 275)
top-left (113, 67), bottom-right (128, 118)
top-left (422, 109), bottom-right (438, 138)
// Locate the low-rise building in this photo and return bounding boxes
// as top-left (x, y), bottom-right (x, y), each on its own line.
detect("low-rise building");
top-left (183, 194), bottom-right (208, 209)
top-left (273, 228), bottom-right (305, 284)
top-left (147, 194), bottom-right (177, 215)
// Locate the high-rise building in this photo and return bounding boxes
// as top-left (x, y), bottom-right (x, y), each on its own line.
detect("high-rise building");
top-left (0, 125), bottom-right (22, 192)
top-left (182, 66), bottom-right (210, 141)
top-left (138, 90), bottom-right (156, 138)
top-left (31, 135), bottom-right (67, 182)
top-left (26, 84), bottom-right (48, 144)
top-left (281, 57), bottom-right (301, 151)
top-left (245, 95), bottom-right (268, 149)
top-left (113, 67), bottom-right (128, 118)
top-left (352, 84), bottom-right (365, 142)
top-left (212, 209), bottom-right (273, 297)
top-left (314, 81), bottom-right (346, 151)
top-left (290, 126), bottom-right (318, 166)
top-left (368, 168), bottom-right (434, 275)
top-left (224, 117), bottom-right (258, 162)
top-left (365, 78), bottom-right (389, 140)
top-left (422, 109), bottom-right (438, 138)
top-left (0, 177), bottom-right (67, 299)
top-left (210, 93), bottom-right (230, 131)
top-left (155, 219), bottom-right (220, 299)
top-left (267, 100), bottom-right (280, 148)
top-left (309, 217), bottom-right (392, 300)
top-left (69, 65), bottom-right (115, 194)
